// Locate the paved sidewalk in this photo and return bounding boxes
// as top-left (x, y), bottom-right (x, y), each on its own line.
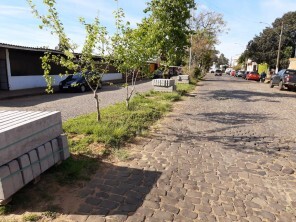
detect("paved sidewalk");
top-left (56, 74), bottom-right (296, 221)
top-left (0, 87), bottom-right (48, 100)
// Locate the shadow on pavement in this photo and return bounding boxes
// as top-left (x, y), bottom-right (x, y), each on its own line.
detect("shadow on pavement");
top-left (184, 111), bottom-right (270, 125)
top-left (204, 89), bottom-right (295, 103)
top-left (5, 161), bottom-right (161, 218)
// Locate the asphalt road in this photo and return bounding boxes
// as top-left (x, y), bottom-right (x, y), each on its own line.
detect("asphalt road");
top-left (0, 80), bottom-right (153, 121)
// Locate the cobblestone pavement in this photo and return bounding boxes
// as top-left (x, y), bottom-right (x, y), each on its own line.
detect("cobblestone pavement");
top-left (0, 80), bottom-right (153, 120)
top-left (61, 75), bottom-right (296, 221)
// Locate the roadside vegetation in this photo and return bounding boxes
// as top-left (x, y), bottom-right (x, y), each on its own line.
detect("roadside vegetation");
top-left (0, 82), bottom-right (196, 216)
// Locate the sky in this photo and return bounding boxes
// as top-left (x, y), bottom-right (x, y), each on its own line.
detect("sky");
top-left (0, 0), bottom-right (296, 61)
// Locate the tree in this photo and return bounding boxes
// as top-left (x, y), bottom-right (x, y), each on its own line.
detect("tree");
top-left (188, 10), bottom-right (226, 74)
top-left (144, 0), bottom-right (196, 77)
top-left (112, 6), bottom-right (154, 109)
top-left (243, 11), bottom-right (296, 69)
top-left (217, 53), bottom-right (229, 66)
top-left (27, 0), bottom-right (111, 121)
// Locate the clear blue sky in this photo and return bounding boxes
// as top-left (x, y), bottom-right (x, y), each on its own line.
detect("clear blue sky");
top-left (0, 0), bottom-right (296, 60)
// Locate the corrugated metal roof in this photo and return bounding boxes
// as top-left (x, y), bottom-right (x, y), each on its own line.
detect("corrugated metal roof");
top-left (0, 42), bottom-right (62, 53)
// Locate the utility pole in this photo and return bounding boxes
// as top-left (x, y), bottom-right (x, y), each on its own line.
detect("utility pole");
top-left (276, 21), bottom-right (283, 73)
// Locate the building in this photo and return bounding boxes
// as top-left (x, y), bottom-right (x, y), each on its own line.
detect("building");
top-left (0, 43), bottom-right (122, 91)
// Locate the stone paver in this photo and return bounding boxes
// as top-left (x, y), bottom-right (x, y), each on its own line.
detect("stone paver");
top-left (63, 74), bottom-right (296, 221)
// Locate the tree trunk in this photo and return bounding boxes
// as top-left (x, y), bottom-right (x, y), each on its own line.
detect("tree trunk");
top-left (126, 98), bottom-right (130, 110)
top-left (94, 92), bottom-right (101, 121)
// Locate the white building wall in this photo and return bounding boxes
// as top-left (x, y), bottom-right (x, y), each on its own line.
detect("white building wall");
top-left (6, 48), bottom-right (123, 90)
top-left (8, 73), bottom-right (123, 90)
top-left (8, 75), bottom-right (66, 90)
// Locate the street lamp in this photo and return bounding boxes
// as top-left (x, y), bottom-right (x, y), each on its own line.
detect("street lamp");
top-left (259, 21), bottom-right (284, 73)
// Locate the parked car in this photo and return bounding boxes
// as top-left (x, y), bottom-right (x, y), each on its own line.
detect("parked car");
top-left (246, 72), bottom-right (260, 81)
top-left (230, 70), bottom-right (236, 76)
top-left (215, 69), bottom-right (222, 76)
top-left (235, 70), bottom-right (244, 77)
top-left (153, 69), bottom-right (164, 79)
top-left (59, 73), bottom-right (102, 92)
top-left (270, 69), bottom-right (296, 91)
top-left (242, 71), bottom-right (250, 79)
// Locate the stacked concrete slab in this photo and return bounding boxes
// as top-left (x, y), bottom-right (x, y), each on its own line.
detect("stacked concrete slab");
top-left (152, 79), bottom-right (176, 92)
top-left (0, 111), bottom-right (70, 204)
top-left (172, 75), bottom-right (190, 84)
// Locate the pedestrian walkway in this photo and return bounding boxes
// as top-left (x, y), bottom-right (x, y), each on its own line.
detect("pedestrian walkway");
top-left (60, 75), bottom-right (296, 221)
top-left (0, 87), bottom-right (48, 100)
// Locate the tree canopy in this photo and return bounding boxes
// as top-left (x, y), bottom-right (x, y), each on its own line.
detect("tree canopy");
top-left (144, 0), bottom-right (196, 69)
top-left (241, 11), bottom-right (296, 69)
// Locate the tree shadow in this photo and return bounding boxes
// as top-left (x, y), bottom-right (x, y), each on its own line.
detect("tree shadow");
top-left (3, 159), bottom-right (161, 218)
top-left (203, 89), bottom-right (296, 103)
top-left (163, 111), bottom-right (295, 156)
top-left (184, 111), bottom-right (270, 125)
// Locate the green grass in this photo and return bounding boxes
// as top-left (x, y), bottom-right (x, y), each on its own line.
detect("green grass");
top-left (58, 83), bottom-right (195, 182)
top-left (22, 214), bottom-right (41, 222)
top-left (0, 83), bottom-right (196, 216)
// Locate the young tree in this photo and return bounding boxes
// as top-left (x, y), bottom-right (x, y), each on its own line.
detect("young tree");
top-left (144, 0), bottom-right (196, 77)
top-left (112, 7), bottom-right (154, 109)
top-left (27, 0), bottom-right (111, 121)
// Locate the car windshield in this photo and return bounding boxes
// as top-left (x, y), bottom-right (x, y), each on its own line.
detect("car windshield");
top-left (65, 74), bottom-right (83, 81)
top-left (286, 70), bottom-right (296, 75)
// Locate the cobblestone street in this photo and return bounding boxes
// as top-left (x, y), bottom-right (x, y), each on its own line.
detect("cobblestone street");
top-left (56, 75), bottom-right (296, 221)
top-left (15, 75), bottom-right (296, 222)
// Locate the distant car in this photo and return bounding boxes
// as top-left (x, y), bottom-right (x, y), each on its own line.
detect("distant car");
top-left (230, 70), bottom-right (236, 76)
top-left (246, 72), bottom-right (260, 81)
top-left (270, 69), bottom-right (296, 91)
top-left (242, 71), bottom-right (250, 79)
top-left (59, 73), bottom-right (102, 92)
top-left (235, 70), bottom-right (244, 77)
top-left (215, 69), bottom-right (222, 76)
top-left (153, 69), bottom-right (164, 79)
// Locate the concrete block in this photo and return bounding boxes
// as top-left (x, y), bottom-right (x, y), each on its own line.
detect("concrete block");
top-left (0, 165), bottom-right (14, 201)
top-left (153, 85), bottom-right (176, 92)
top-left (8, 160), bottom-right (24, 192)
top-left (18, 154), bottom-right (34, 185)
top-left (44, 142), bottom-right (55, 168)
top-left (57, 134), bottom-right (70, 160)
top-left (179, 75), bottom-right (189, 80)
top-left (36, 145), bottom-right (49, 173)
top-left (28, 150), bottom-right (41, 178)
top-left (152, 79), bottom-right (175, 87)
top-left (51, 139), bottom-right (61, 163)
top-left (0, 111), bottom-right (63, 166)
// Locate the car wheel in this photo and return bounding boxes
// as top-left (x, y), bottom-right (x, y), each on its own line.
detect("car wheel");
top-left (80, 84), bottom-right (86, 92)
top-left (279, 81), bottom-right (284, 90)
top-left (269, 80), bottom-right (274, 88)
top-left (287, 86), bottom-right (292, 91)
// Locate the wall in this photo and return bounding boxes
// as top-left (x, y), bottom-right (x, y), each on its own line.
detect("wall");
top-left (8, 73), bottom-right (123, 90)
top-left (258, 63), bottom-right (268, 74)
top-left (289, 58), bottom-right (296, 69)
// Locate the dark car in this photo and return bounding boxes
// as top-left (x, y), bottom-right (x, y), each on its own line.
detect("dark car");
top-left (153, 69), bottom-right (163, 79)
top-left (215, 69), bottom-right (222, 76)
top-left (242, 71), bottom-right (250, 79)
top-left (59, 73), bottom-right (102, 92)
top-left (270, 69), bottom-right (296, 91)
